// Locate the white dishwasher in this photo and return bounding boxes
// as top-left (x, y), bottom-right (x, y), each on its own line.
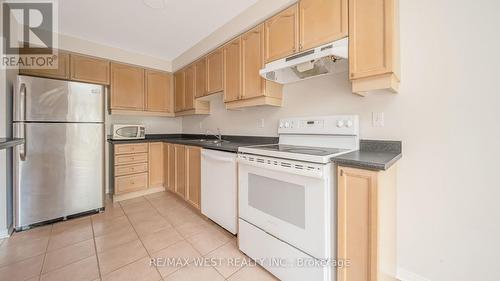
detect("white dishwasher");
top-left (201, 149), bottom-right (238, 234)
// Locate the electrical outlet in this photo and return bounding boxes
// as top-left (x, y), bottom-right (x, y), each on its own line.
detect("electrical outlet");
top-left (259, 118), bottom-right (265, 128)
top-left (372, 112), bottom-right (385, 127)
top-left (199, 122), bottom-right (203, 130)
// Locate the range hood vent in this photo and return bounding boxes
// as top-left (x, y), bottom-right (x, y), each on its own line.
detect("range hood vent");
top-left (260, 37), bottom-right (348, 84)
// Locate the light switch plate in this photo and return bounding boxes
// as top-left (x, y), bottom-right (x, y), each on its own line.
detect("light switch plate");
top-left (259, 118), bottom-right (265, 128)
top-left (372, 112), bottom-right (385, 127)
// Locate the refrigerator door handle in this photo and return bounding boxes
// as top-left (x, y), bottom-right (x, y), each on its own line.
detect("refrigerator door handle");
top-left (14, 123), bottom-right (27, 161)
top-left (20, 83), bottom-right (27, 120)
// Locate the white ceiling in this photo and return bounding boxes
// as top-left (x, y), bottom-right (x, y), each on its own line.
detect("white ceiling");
top-left (58, 0), bottom-right (259, 61)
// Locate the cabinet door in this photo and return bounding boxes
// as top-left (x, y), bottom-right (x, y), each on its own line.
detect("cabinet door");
top-left (348, 0), bottom-right (400, 89)
top-left (146, 70), bottom-right (172, 113)
top-left (206, 49), bottom-right (224, 94)
top-left (299, 0), bottom-right (348, 51)
top-left (110, 62), bottom-right (145, 110)
top-left (19, 51), bottom-right (70, 80)
top-left (186, 146), bottom-right (201, 209)
top-left (223, 37), bottom-right (241, 103)
top-left (174, 71), bottom-right (185, 112)
top-left (241, 24), bottom-right (265, 100)
top-left (174, 145), bottom-right (186, 198)
top-left (184, 65), bottom-right (195, 110)
top-left (337, 166), bottom-right (377, 281)
top-left (70, 54), bottom-right (110, 84)
top-left (264, 4), bottom-right (299, 63)
top-left (195, 58), bottom-right (207, 98)
top-left (148, 142), bottom-right (164, 188)
top-left (167, 144), bottom-right (176, 192)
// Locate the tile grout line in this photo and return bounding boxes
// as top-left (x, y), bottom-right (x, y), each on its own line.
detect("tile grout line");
top-left (36, 224), bottom-right (53, 281)
top-left (91, 211), bottom-right (108, 281)
top-left (115, 196), bottom-right (165, 279)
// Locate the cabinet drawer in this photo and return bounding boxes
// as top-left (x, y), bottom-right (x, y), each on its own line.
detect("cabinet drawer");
top-left (115, 153), bottom-right (148, 165)
top-left (115, 163), bottom-right (148, 177)
top-left (115, 173), bottom-right (148, 194)
top-left (115, 143), bottom-right (148, 155)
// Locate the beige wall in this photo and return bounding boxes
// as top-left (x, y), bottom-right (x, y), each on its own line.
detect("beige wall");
top-left (59, 33), bottom-right (173, 72)
top-left (182, 0), bottom-right (500, 280)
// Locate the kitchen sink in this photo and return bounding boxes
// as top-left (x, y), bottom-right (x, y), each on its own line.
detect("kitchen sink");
top-left (192, 139), bottom-right (230, 144)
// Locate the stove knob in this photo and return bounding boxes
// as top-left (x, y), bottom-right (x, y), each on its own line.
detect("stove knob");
top-left (336, 120), bottom-right (344, 128)
top-left (285, 122), bottom-right (290, 128)
top-left (279, 122), bottom-right (284, 128)
top-left (345, 120), bottom-right (353, 128)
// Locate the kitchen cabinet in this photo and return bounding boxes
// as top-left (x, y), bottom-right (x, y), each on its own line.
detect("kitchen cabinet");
top-left (264, 4), bottom-right (299, 63)
top-left (173, 67), bottom-right (210, 116)
top-left (174, 144), bottom-right (186, 198)
top-left (337, 165), bottom-right (397, 281)
top-left (110, 62), bottom-right (145, 111)
top-left (195, 58), bottom-right (207, 98)
top-left (224, 24), bottom-right (283, 109)
top-left (174, 70), bottom-right (185, 112)
top-left (112, 142), bottom-right (166, 202)
top-left (145, 70), bottom-right (173, 115)
top-left (299, 0), bottom-right (348, 51)
top-left (70, 54), bottom-right (110, 85)
top-left (206, 48), bottom-right (224, 94)
top-left (148, 142), bottom-right (164, 188)
top-left (167, 143), bottom-right (176, 192)
top-left (184, 65), bottom-right (195, 110)
top-left (19, 51), bottom-right (70, 80)
top-left (186, 146), bottom-right (201, 209)
top-left (223, 37), bottom-right (241, 103)
top-left (348, 0), bottom-right (400, 94)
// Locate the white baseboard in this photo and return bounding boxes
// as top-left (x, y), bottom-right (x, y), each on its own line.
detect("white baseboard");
top-left (397, 267), bottom-right (431, 281)
top-left (0, 228), bottom-right (10, 239)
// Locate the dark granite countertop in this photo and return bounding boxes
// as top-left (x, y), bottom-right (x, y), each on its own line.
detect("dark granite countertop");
top-left (332, 140), bottom-right (402, 171)
top-left (108, 134), bottom-right (277, 153)
top-left (0, 138), bottom-right (24, 150)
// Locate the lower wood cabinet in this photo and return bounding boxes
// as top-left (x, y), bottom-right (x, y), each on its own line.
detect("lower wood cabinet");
top-left (186, 146), bottom-right (201, 209)
top-left (148, 143), bottom-right (164, 188)
top-left (337, 165), bottom-right (397, 281)
top-left (112, 142), bottom-right (165, 201)
top-left (163, 143), bottom-right (202, 210)
top-left (174, 144), bottom-right (186, 198)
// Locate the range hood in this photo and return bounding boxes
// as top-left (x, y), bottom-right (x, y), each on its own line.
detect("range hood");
top-left (259, 37), bottom-right (348, 84)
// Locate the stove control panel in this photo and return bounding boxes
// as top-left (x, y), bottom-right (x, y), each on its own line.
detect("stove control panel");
top-left (278, 115), bottom-right (359, 135)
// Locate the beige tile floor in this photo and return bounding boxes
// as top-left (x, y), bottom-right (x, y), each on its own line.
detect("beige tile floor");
top-left (0, 191), bottom-right (279, 281)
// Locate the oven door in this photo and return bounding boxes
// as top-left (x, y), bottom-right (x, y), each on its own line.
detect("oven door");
top-left (238, 154), bottom-right (334, 259)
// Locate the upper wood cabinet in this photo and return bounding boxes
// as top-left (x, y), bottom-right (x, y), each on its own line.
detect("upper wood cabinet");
top-left (264, 4), bottom-right (299, 63)
top-left (337, 165), bottom-right (397, 281)
top-left (110, 62), bottom-right (145, 111)
top-left (145, 70), bottom-right (173, 114)
top-left (186, 146), bottom-right (201, 210)
top-left (174, 144), bottom-right (186, 198)
top-left (174, 70), bottom-right (185, 112)
top-left (349, 0), bottom-right (400, 94)
top-left (299, 0), bottom-right (348, 51)
top-left (148, 142), bottom-right (164, 188)
top-left (241, 24), bottom-right (265, 100)
top-left (70, 54), bottom-right (110, 85)
top-left (184, 65), bottom-right (196, 110)
top-left (194, 58), bottom-right (207, 98)
top-left (20, 51), bottom-right (70, 80)
top-left (223, 37), bottom-right (242, 103)
top-left (206, 48), bottom-right (224, 94)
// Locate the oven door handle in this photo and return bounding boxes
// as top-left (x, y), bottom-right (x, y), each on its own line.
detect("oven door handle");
top-left (237, 158), bottom-right (325, 179)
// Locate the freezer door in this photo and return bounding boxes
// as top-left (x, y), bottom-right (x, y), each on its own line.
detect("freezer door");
top-left (14, 75), bottom-right (104, 122)
top-left (13, 122), bottom-right (104, 228)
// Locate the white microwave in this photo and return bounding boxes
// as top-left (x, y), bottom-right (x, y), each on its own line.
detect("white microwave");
top-left (112, 124), bottom-right (145, 140)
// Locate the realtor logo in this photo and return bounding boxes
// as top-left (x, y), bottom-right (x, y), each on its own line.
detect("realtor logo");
top-left (1, 0), bottom-right (58, 69)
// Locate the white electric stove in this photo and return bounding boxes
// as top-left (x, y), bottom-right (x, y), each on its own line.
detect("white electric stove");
top-left (237, 115), bottom-right (359, 281)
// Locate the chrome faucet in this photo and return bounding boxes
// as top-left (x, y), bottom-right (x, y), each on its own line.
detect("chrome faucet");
top-left (205, 128), bottom-right (222, 141)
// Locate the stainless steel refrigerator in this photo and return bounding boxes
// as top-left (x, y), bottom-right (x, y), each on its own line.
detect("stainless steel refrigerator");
top-left (13, 75), bottom-right (105, 229)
